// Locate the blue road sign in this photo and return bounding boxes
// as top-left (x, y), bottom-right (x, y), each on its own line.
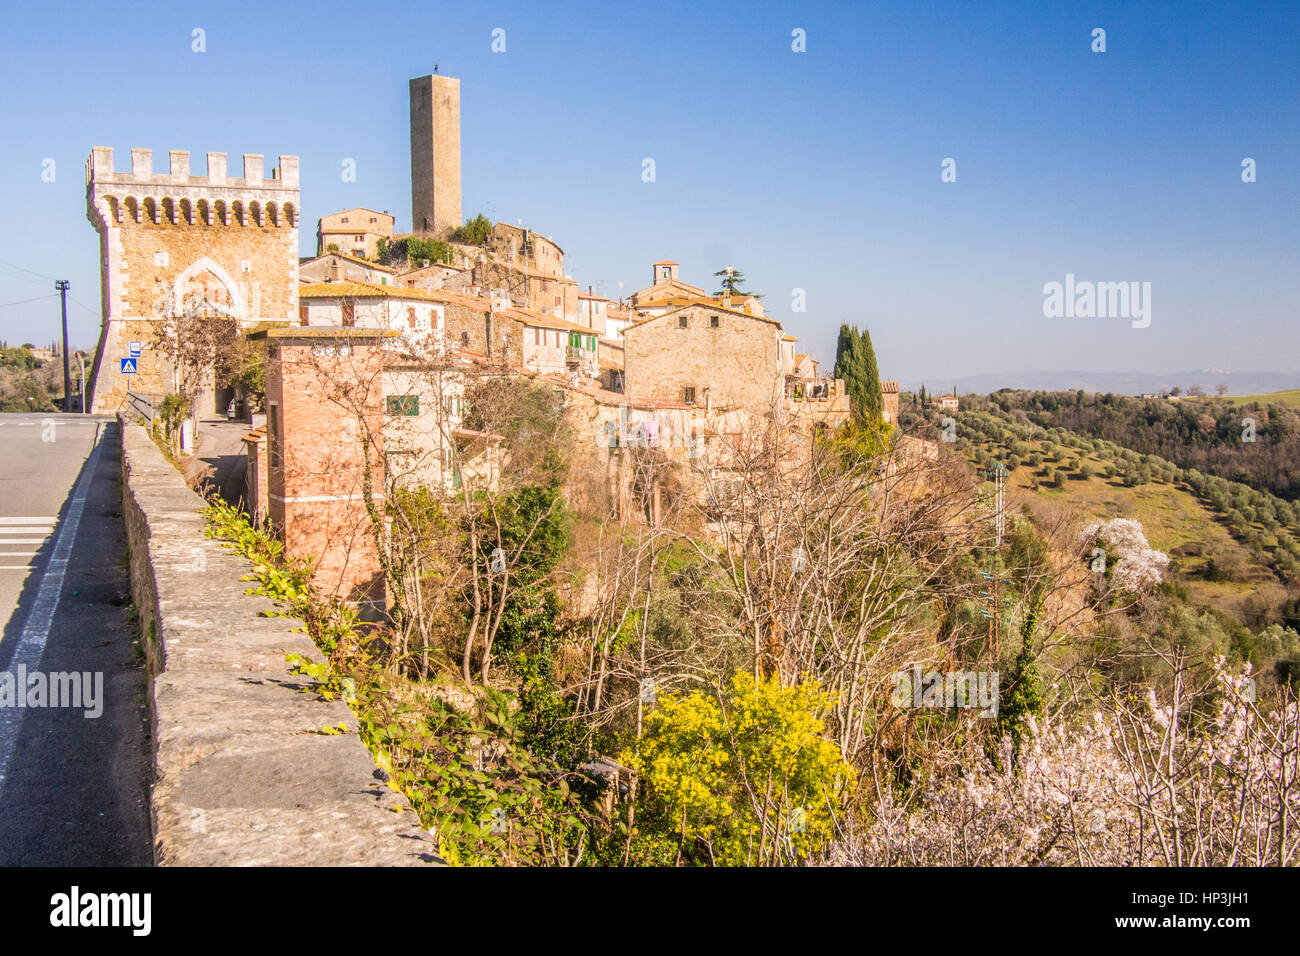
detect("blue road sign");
top-left (120, 358), bottom-right (137, 374)
top-left (128, 341), bottom-right (142, 357)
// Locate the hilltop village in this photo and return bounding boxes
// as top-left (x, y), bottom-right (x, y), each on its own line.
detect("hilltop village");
top-left (83, 72), bottom-right (897, 606)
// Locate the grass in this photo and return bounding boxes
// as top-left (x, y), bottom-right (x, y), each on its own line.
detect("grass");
top-left (1227, 388), bottom-right (1300, 409)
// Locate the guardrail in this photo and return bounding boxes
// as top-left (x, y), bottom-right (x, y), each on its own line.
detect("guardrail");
top-left (126, 389), bottom-right (154, 424)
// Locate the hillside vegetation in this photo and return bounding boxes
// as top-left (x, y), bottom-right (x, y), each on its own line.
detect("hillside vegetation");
top-left (978, 388), bottom-right (1300, 502)
top-left (921, 396), bottom-right (1300, 640)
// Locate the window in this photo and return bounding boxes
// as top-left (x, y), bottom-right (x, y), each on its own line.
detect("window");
top-left (678, 315), bottom-right (688, 329)
top-left (534, 327), bottom-right (542, 345)
top-left (341, 301), bottom-right (355, 327)
top-left (709, 314), bottom-right (720, 328)
top-left (386, 395), bottom-right (419, 416)
top-left (369, 217), bottom-right (377, 223)
top-left (407, 306), bottom-right (417, 330)
top-left (662, 267), bottom-right (670, 278)
top-left (682, 386), bottom-right (696, 405)
top-left (298, 303), bottom-right (309, 326)
top-left (341, 217), bottom-right (349, 224)
top-left (268, 403), bottom-right (281, 468)
top-left (460, 331), bottom-right (470, 348)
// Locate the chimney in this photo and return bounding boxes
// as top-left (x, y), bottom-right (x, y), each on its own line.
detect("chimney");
top-left (328, 260), bottom-right (341, 281)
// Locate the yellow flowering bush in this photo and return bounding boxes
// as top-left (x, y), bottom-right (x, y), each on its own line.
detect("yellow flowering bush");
top-left (624, 672), bottom-right (853, 865)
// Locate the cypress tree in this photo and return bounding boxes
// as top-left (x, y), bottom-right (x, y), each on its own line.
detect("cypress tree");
top-left (833, 324), bottom-right (884, 423)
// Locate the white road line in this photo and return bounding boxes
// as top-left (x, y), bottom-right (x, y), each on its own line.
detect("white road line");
top-left (0, 552), bottom-right (38, 557)
top-left (0, 518), bottom-right (57, 525)
top-left (0, 566), bottom-right (34, 570)
top-left (0, 421), bottom-right (105, 791)
top-left (0, 528), bottom-right (53, 535)
top-left (0, 539), bottom-right (50, 545)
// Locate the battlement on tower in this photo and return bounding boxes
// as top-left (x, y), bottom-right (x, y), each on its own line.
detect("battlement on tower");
top-left (86, 147), bottom-right (300, 232)
top-left (87, 147), bottom-right (299, 190)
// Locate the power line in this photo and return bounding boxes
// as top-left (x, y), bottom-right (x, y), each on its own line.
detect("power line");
top-left (0, 256), bottom-right (58, 282)
top-left (0, 293), bottom-right (58, 309)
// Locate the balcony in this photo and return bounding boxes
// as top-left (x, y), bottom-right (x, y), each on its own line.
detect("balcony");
top-left (786, 378), bottom-right (841, 401)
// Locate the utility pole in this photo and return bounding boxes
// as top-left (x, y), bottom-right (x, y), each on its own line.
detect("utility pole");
top-left (55, 280), bottom-right (71, 412)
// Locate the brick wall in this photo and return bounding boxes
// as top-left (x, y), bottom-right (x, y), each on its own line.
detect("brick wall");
top-left (263, 329), bottom-right (388, 612)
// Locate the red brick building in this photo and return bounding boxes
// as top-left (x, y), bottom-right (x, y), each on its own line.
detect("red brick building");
top-left (257, 327), bottom-right (395, 615)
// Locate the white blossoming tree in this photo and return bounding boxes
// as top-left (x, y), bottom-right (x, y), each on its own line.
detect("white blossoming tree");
top-left (1080, 517), bottom-right (1171, 593)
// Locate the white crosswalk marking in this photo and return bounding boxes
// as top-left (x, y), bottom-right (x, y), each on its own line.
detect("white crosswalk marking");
top-left (0, 517), bottom-right (55, 568)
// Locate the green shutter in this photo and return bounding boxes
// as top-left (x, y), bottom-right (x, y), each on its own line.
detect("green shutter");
top-left (386, 395), bottom-right (419, 416)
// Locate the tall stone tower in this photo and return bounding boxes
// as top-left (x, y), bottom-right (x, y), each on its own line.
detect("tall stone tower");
top-left (409, 73), bottom-right (462, 237)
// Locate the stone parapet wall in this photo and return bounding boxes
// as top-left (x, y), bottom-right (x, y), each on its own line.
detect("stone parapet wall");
top-left (119, 420), bottom-right (435, 865)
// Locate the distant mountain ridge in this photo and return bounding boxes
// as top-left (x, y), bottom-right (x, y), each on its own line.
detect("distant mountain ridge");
top-left (907, 370), bottom-right (1300, 397)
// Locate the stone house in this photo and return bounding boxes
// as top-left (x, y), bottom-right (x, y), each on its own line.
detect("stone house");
top-left (503, 308), bottom-right (600, 379)
top-left (299, 252), bottom-right (396, 286)
top-left (398, 260), bottom-right (471, 293)
top-left (488, 223), bottom-right (565, 278)
top-left (604, 305), bottom-right (634, 341)
top-left (316, 207), bottom-right (394, 258)
top-left (298, 281), bottom-right (445, 354)
top-left (623, 302), bottom-right (789, 411)
top-left (628, 260), bottom-right (707, 307)
top-left (575, 290), bottom-right (610, 335)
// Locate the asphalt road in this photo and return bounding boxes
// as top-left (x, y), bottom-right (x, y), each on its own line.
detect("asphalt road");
top-left (0, 413), bottom-right (152, 865)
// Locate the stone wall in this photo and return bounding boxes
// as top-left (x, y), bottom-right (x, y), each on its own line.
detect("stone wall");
top-left (119, 420), bottom-right (435, 865)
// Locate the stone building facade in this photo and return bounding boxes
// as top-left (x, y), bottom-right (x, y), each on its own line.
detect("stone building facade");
top-left (299, 252), bottom-right (397, 286)
top-left (316, 207), bottom-right (394, 258)
top-left (84, 146), bottom-right (300, 414)
top-left (623, 302), bottom-right (787, 411)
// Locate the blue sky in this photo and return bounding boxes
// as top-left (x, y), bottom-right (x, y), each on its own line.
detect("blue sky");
top-left (0, 0), bottom-right (1296, 385)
